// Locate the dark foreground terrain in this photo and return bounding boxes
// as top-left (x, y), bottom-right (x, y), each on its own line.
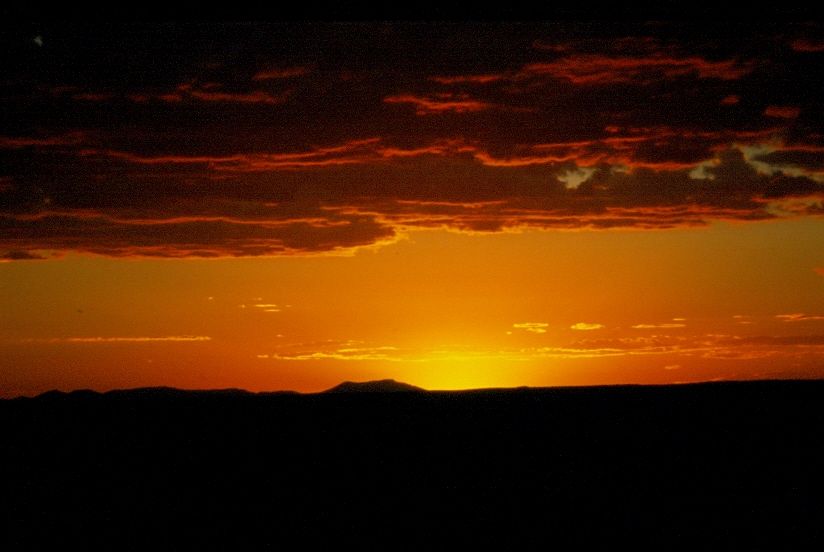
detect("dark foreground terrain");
top-left (3, 380), bottom-right (823, 546)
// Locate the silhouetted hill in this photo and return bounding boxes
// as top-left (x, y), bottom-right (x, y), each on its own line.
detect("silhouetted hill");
top-left (12, 386), bottom-right (297, 402)
top-left (2, 380), bottom-right (823, 546)
top-left (323, 379), bottom-right (426, 393)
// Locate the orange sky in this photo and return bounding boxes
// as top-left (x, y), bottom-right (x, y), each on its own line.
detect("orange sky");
top-left (1, 22), bottom-right (823, 396)
top-left (2, 218), bottom-right (822, 396)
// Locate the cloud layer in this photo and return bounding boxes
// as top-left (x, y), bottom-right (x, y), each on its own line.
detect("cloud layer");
top-left (255, 333), bottom-right (824, 364)
top-left (2, 22), bottom-right (823, 259)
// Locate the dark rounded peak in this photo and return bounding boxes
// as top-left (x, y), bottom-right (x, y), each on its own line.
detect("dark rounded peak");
top-left (323, 379), bottom-right (426, 393)
top-left (32, 389), bottom-right (100, 401)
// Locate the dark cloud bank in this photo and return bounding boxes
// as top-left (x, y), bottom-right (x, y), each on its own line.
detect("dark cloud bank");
top-left (1, 22), bottom-right (823, 259)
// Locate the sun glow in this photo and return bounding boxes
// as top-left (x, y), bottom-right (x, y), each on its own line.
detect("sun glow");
top-left (408, 355), bottom-right (535, 391)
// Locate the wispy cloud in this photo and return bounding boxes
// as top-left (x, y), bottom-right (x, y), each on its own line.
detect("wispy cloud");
top-left (513, 322), bottom-right (548, 333)
top-left (249, 332), bottom-right (824, 365)
top-left (254, 304), bottom-right (280, 311)
top-left (36, 336), bottom-right (212, 342)
top-left (517, 54), bottom-right (752, 85)
top-left (430, 74), bottom-right (504, 84)
top-left (263, 340), bottom-right (400, 361)
top-left (632, 323), bottom-right (687, 329)
top-left (188, 90), bottom-right (287, 104)
top-left (776, 313), bottom-right (824, 322)
top-left (571, 323), bottom-right (604, 330)
top-left (0, 132), bottom-right (86, 149)
top-left (383, 94), bottom-right (494, 115)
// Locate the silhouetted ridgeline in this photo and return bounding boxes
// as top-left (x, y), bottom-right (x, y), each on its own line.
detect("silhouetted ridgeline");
top-left (2, 380), bottom-right (823, 546)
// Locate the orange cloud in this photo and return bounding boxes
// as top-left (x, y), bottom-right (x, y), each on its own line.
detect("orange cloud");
top-left (776, 313), bottom-right (824, 322)
top-left (264, 340), bottom-right (400, 361)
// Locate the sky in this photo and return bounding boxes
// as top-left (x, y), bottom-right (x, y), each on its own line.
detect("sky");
top-left (1, 21), bottom-right (823, 396)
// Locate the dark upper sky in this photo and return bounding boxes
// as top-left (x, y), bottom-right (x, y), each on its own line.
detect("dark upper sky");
top-left (2, 22), bottom-right (823, 259)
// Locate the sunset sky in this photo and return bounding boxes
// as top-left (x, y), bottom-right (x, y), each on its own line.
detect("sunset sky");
top-left (1, 21), bottom-right (823, 397)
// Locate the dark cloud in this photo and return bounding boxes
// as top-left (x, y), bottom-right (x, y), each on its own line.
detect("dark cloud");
top-left (0, 250), bottom-right (49, 261)
top-left (1, 22), bottom-right (823, 259)
top-left (753, 148), bottom-right (824, 172)
top-left (791, 39), bottom-right (824, 52)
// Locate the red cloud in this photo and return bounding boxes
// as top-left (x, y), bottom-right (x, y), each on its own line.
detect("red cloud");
top-left (791, 39), bottom-right (824, 52)
top-left (0, 132), bottom-right (86, 149)
top-left (72, 93), bottom-right (114, 101)
top-left (429, 55), bottom-right (752, 90)
top-left (430, 75), bottom-right (505, 84)
top-left (764, 106), bottom-right (801, 119)
top-left (252, 66), bottom-right (311, 80)
top-left (103, 139), bottom-right (386, 171)
top-left (1, 139), bottom-right (818, 259)
top-left (469, 129), bottom-right (722, 171)
top-left (2, 23), bottom-right (821, 261)
top-left (383, 94), bottom-right (494, 115)
top-left (189, 90), bottom-right (287, 104)
top-left (519, 54), bottom-right (752, 85)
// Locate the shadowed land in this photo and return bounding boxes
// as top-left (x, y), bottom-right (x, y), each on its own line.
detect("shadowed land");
top-left (2, 380), bottom-right (823, 546)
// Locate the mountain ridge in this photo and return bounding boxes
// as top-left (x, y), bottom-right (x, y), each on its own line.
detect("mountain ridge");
top-left (322, 379), bottom-right (427, 393)
top-left (6, 378), bottom-right (824, 401)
